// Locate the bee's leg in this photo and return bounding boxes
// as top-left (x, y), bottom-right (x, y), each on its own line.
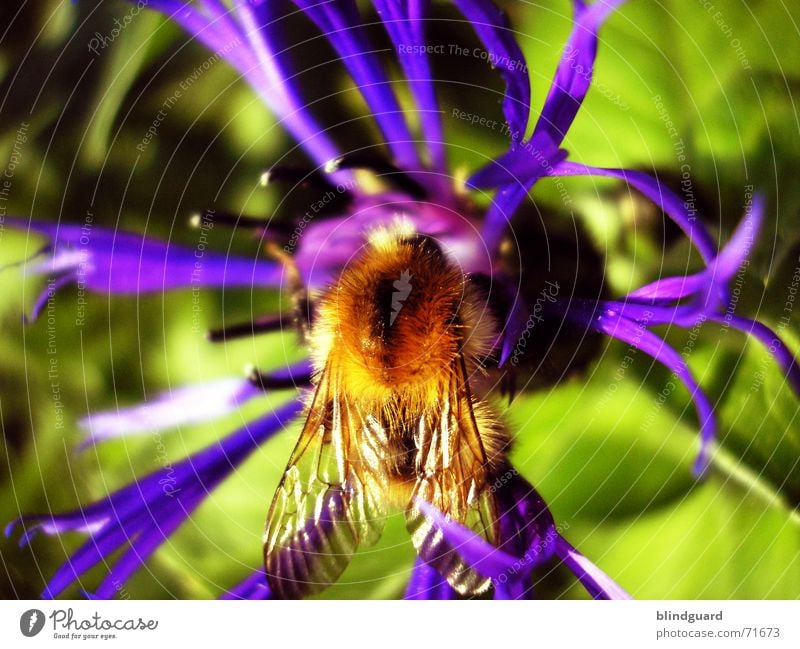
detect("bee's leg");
top-left (500, 369), bottom-right (518, 404)
top-left (292, 291), bottom-right (316, 344)
top-left (248, 365), bottom-right (312, 391)
top-left (205, 314), bottom-right (284, 343)
top-left (265, 242), bottom-right (315, 344)
top-left (466, 271), bottom-right (521, 404)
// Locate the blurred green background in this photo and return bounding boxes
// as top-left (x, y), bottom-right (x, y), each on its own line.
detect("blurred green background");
top-left (0, 0), bottom-right (798, 599)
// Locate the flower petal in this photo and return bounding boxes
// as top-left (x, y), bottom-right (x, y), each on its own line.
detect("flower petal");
top-left (708, 314), bottom-right (800, 395)
top-left (554, 535), bottom-right (631, 600)
top-left (291, 0), bottom-right (420, 168)
top-left (480, 183), bottom-right (529, 257)
top-left (7, 401), bottom-right (302, 597)
top-left (714, 194), bottom-right (764, 280)
top-left (546, 161), bottom-right (717, 264)
top-left (88, 506), bottom-right (189, 600)
top-left (585, 308), bottom-right (716, 474)
top-left (7, 217), bottom-right (282, 321)
top-left (414, 499), bottom-right (519, 581)
top-left (531, 0), bottom-right (627, 149)
top-left (142, 0), bottom-right (346, 170)
top-left (495, 473), bottom-right (557, 561)
top-left (78, 378), bottom-right (263, 446)
top-left (221, 568), bottom-right (273, 600)
top-left (452, 0), bottom-right (531, 137)
top-left (478, 149), bottom-right (568, 253)
top-left (404, 557), bottom-right (459, 600)
top-left (626, 275), bottom-right (707, 302)
top-left (374, 0), bottom-right (445, 170)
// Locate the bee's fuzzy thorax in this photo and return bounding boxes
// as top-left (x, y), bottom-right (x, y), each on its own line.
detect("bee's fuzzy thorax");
top-left (310, 225), bottom-right (497, 406)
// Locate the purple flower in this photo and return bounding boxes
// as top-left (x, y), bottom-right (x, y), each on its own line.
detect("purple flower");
top-left (5, 0), bottom-right (798, 600)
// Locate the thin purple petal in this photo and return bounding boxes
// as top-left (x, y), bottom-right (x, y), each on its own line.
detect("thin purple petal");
top-left (530, 0), bottom-right (627, 149)
top-left (495, 473), bottom-right (557, 562)
top-left (708, 314), bottom-right (800, 395)
top-left (88, 507), bottom-right (188, 600)
top-left (291, 0), bottom-right (420, 168)
top-left (452, 0), bottom-right (531, 137)
top-left (221, 568), bottom-right (273, 600)
top-left (141, 0), bottom-right (346, 170)
top-left (414, 499), bottom-right (519, 580)
top-left (78, 378), bottom-right (263, 446)
top-left (480, 183), bottom-right (529, 257)
top-left (626, 274), bottom-right (707, 302)
top-left (404, 557), bottom-right (459, 600)
top-left (547, 161), bottom-right (717, 264)
top-left (587, 308), bottom-right (716, 474)
top-left (8, 401), bottom-right (302, 597)
top-left (374, 0), bottom-right (445, 170)
top-left (477, 149), bottom-right (568, 253)
top-left (8, 217), bottom-right (282, 319)
top-left (712, 193), bottom-right (764, 281)
top-left (554, 535), bottom-right (631, 600)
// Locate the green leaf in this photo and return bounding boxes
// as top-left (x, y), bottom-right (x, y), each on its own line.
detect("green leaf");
top-left (564, 476), bottom-right (800, 598)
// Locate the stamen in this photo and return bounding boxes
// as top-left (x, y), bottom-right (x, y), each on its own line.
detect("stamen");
top-left (261, 164), bottom-right (353, 214)
top-left (260, 165), bottom-right (337, 193)
top-left (325, 152), bottom-right (427, 199)
top-left (189, 210), bottom-right (272, 231)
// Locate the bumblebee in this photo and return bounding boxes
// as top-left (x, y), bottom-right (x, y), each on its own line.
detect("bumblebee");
top-left (264, 224), bottom-right (508, 598)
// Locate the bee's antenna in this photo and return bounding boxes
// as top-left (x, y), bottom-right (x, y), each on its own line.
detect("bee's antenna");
top-left (325, 153), bottom-right (427, 200)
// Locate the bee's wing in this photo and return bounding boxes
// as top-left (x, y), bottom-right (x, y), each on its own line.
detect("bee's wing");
top-left (406, 354), bottom-right (500, 596)
top-left (264, 361), bottom-right (389, 599)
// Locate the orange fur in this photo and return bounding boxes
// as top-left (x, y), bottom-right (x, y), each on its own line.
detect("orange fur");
top-left (309, 224), bottom-right (508, 482)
